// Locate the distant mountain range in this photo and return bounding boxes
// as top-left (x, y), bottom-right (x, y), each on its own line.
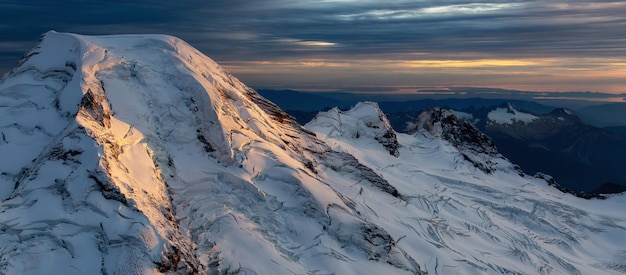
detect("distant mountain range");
top-left (576, 103), bottom-right (626, 127)
top-left (453, 103), bottom-right (626, 194)
top-left (259, 90), bottom-right (626, 194)
top-left (7, 32), bottom-right (626, 274)
top-left (257, 89), bottom-right (626, 129)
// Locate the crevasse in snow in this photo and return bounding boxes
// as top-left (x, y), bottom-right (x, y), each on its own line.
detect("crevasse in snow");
top-left (1, 32), bottom-right (625, 274)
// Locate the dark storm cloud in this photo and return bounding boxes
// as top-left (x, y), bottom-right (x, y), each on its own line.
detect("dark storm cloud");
top-left (1, 1), bottom-right (625, 93)
top-left (0, 0), bottom-right (186, 68)
top-left (166, 0), bottom-right (626, 61)
top-left (3, 1), bottom-right (626, 59)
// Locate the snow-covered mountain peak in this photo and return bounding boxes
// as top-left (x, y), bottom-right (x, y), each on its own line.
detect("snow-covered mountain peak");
top-left (414, 108), bottom-right (495, 150)
top-left (405, 107), bottom-right (519, 174)
top-left (2, 32), bottom-right (626, 275)
top-left (487, 103), bottom-right (538, 125)
top-left (0, 32), bottom-right (420, 274)
top-left (306, 102), bottom-right (399, 156)
top-left (48, 32), bottom-right (323, 163)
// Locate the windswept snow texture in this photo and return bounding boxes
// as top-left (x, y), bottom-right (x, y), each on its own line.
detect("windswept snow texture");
top-left (0, 32), bottom-right (625, 274)
top-left (308, 105), bottom-right (626, 274)
top-left (0, 31), bottom-right (417, 274)
top-left (308, 102), bottom-right (399, 156)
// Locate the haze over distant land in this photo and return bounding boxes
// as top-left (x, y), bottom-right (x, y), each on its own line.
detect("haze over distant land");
top-left (2, 32), bottom-right (626, 274)
top-left (1, 1), bottom-right (625, 94)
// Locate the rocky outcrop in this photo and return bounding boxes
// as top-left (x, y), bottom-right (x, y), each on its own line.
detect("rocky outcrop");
top-left (409, 107), bottom-right (520, 174)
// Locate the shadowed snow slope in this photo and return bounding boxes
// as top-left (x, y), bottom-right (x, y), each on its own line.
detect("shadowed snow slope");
top-left (1, 32), bottom-right (625, 274)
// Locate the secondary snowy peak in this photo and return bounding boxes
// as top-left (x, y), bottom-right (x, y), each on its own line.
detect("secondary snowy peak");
top-left (306, 102), bottom-right (399, 156)
top-left (411, 108), bottom-right (496, 154)
top-left (306, 105), bottom-right (626, 275)
top-left (483, 104), bottom-right (585, 141)
top-left (487, 103), bottom-right (538, 125)
top-left (407, 107), bottom-right (521, 174)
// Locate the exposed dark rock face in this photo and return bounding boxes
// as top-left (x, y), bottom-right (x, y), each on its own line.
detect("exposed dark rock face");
top-left (411, 108), bottom-right (513, 174)
top-left (534, 173), bottom-right (608, 200)
top-left (373, 125), bottom-right (400, 157)
top-left (396, 103), bottom-right (626, 194)
top-left (352, 103), bottom-right (400, 157)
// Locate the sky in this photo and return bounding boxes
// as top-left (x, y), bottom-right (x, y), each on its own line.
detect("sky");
top-left (1, 0), bottom-right (625, 95)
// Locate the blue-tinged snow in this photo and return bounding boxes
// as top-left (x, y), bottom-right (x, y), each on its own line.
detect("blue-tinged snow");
top-left (307, 103), bottom-right (626, 274)
top-left (1, 31), bottom-right (625, 275)
top-left (0, 31), bottom-right (417, 274)
top-left (488, 105), bottom-right (538, 124)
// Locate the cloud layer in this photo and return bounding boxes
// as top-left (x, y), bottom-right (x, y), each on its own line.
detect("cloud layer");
top-left (1, 0), bottom-right (625, 93)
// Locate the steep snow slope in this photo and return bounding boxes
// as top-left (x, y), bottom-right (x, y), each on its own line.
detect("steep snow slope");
top-left (0, 32), bottom-right (419, 274)
top-left (1, 32), bottom-right (625, 274)
top-left (307, 103), bottom-right (626, 274)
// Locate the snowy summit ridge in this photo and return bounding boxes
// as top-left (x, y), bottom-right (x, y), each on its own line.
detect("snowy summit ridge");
top-left (306, 102), bottom-right (400, 156)
top-left (1, 32), bottom-right (626, 274)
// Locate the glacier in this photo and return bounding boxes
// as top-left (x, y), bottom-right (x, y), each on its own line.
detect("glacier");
top-left (487, 104), bottom-right (539, 125)
top-left (0, 31), bottom-right (625, 274)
